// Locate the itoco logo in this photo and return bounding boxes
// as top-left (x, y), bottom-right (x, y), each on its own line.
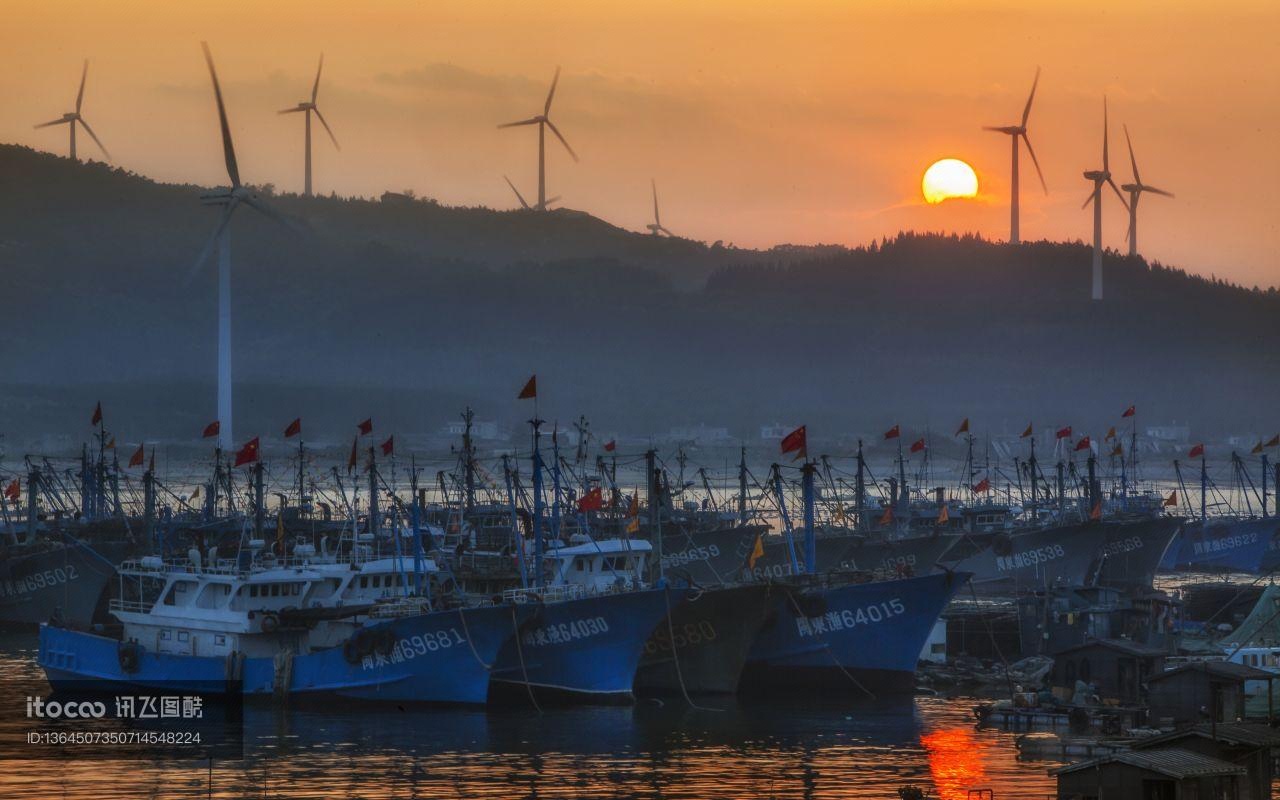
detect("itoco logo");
top-left (26, 696), bottom-right (107, 719)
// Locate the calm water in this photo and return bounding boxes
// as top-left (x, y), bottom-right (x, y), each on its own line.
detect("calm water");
top-left (0, 632), bottom-right (1060, 800)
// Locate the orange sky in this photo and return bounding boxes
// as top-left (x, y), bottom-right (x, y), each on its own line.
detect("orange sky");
top-left (4, 0), bottom-right (1278, 287)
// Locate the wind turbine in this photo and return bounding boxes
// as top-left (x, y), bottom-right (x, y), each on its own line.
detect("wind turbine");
top-left (498, 67), bottom-right (578, 211)
top-left (646, 180), bottom-right (673, 236)
top-left (34, 60), bottom-right (111, 162)
top-left (504, 175), bottom-right (557, 210)
top-left (1082, 97), bottom-right (1129, 301)
top-left (190, 42), bottom-right (296, 449)
top-left (1120, 125), bottom-right (1173, 258)
top-left (279, 54), bottom-right (339, 197)
top-left (983, 67), bottom-right (1046, 245)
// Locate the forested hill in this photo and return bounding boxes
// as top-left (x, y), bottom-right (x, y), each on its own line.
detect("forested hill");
top-left (1, 144), bottom-right (1275, 443)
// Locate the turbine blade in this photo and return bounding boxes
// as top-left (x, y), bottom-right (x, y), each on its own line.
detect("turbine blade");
top-left (982, 125), bottom-right (1010, 132)
top-left (201, 42), bottom-right (241, 188)
top-left (77, 117), bottom-right (111, 161)
top-left (498, 117), bottom-right (540, 129)
top-left (1108, 177), bottom-right (1129, 210)
top-left (1125, 216), bottom-right (1133, 245)
top-left (76, 60), bottom-right (88, 113)
top-left (544, 66), bottom-right (560, 116)
top-left (186, 205), bottom-right (236, 285)
top-left (1101, 96), bottom-right (1109, 173)
top-left (278, 106), bottom-right (305, 114)
top-left (545, 119), bottom-right (578, 162)
top-left (651, 179), bottom-right (660, 225)
top-left (544, 195), bottom-right (561, 206)
top-left (313, 106), bottom-right (340, 150)
top-left (1021, 133), bottom-right (1048, 194)
top-left (34, 118), bottom-right (69, 129)
top-left (244, 195), bottom-right (308, 233)
top-left (311, 53), bottom-right (324, 104)
top-left (1021, 66), bottom-right (1040, 128)
top-left (1123, 123), bottom-right (1140, 185)
top-left (1082, 190), bottom-right (1096, 210)
top-left (504, 175), bottom-right (530, 209)
top-left (1144, 185), bottom-right (1174, 198)
top-left (659, 226), bottom-right (674, 237)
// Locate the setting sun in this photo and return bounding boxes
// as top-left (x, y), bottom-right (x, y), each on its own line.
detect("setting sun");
top-left (922, 159), bottom-right (979, 204)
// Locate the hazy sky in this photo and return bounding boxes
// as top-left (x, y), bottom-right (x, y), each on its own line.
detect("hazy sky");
top-left (4, 0), bottom-right (1278, 287)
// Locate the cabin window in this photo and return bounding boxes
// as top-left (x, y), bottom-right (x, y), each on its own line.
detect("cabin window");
top-left (177, 631), bottom-right (190, 643)
top-left (176, 583), bottom-right (187, 593)
top-left (271, 585), bottom-right (280, 597)
top-left (1079, 658), bottom-right (1091, 682)
top-left (160, 630), bottom-right (172, 641)
top-left (1065, 661), bottom-right (1076, 684)
top-left (214, 635), bottom-right (226, 646)
top-left (572, 557), bottom-right (586, 572)
top-left (359, 577), bottom-right (368, 588)
top-left (250, 586), bottom-right (258, 597)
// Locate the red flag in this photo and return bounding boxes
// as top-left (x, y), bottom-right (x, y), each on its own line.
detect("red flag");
top-left (972, 478), bottom-right (991, 494)
top-left (577, 487), bottom-right (604, 513)
top-left (1104, 426), bottom-right (1117, 442)
top-left (1121, 405), bottom-right (1136, 418)
top-left (4, 480), bottom-right (19, 501)
top-left (1074, 436), bottom-right (1091, 452)
top-left (148, 448), bottom-right (155, 473)
top-left (884, 424), bottom-right (900, 440)
top-left (910, 437), bottom-right (926, 453)
top-left (1055, 426), bottom-right (1072, 440)
top-left (518, 375), bottom-right (537, 400)
top-left (603, 439), bottom-right (616, 452)
top-left (1266, 434), bottom-right (1280, 448)
top-left (357, 418), bottom-right (373, 436)
top-left (1253, 442), bottom-right (1265, 455)
top-left (1089, 500), bottom-right (1103, 521)
top-left (955, 418), bottom-right (969, 437)
top-left (347, 437), bottom-right (358, 473)
top-left (380, 436), bottom-right (395, 457)
top-left (1020, 423), bottom-right (1034, 439)
top-left (1188, 443), bottom-right (1204, 459)
top-left (90, 402), bottom-right (102, 426)
top-left (202, 420), bottom-right (220, 439)
top-left (780, 426), bottom-right (807, 459)
top-left (284, 418), bottom-right (301, 438)
top-left (234, 437), bottom-right (260, 467)
top-left (878, 505), bottom-right (893, 526)
top-left (1163, 490), bottom-right (1178, 507)
top-left (129, 444), bottom-right (145, 468)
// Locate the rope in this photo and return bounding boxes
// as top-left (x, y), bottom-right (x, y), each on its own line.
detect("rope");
top-left (781, 585), bottom-right (876, 700)
top-left (509, 604), bottom-right (542, 714)
top-left (661, 586), bottom-right (718, 712)
top-left (456, 607), bottom-right (493, 670)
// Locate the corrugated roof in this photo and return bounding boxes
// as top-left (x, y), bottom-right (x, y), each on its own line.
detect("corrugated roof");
top-left (1133, 722), bottom-right (1280, 749)
top-left (1148, 660), bottom-right (1274, 682)
top-left (1053, 748), bottom-right (1246, 779)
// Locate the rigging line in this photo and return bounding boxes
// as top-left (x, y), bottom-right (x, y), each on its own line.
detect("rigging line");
top-left (508, 603), bottom-right (542, 714)
top-left (661, 585), bottom-right (720, 712)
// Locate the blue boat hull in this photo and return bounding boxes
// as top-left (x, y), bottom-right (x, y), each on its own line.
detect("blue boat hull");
top-left (1160, 517), bottom-right (1280, 573)
top-left (742, 571), bottom-right (968, 693)
top-left (39, 604), bottom-right (529, 705)
top-left (490, 588), bottom-right (678, 702)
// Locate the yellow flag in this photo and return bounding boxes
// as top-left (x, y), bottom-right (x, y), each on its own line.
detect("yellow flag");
top-left (105, 436), bottom-right (116, 449)
top-left (748, 533), bottom-right (765, 569)
top-left (625, 515), bottom-right (640, 535)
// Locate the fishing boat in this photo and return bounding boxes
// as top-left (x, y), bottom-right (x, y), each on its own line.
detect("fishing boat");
top-left (38, 547), bottom-right (529, 704)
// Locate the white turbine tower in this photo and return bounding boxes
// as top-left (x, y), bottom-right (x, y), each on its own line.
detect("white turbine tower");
top-left (646, 180), bottom-right (673, 236)
top-left (498, 67), bottom-right (578, 211)
top-left (190, 42), bottom-right (296, 449)
top-left (1120, 125), bottom-right (1173, 258)
top-left (34, 60), bottom-right (111, 162)
top-left (503, 176), bottom-right (557, 210)
top-left (1082, 98), bottom-right (1129, 301)
top-left (279, 54), bottom-right (339, 197)
top-left (983, 67), bottom-right (1046, 245)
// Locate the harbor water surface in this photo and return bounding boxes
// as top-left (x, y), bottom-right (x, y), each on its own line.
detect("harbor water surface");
top-left (0, 632), bottom-right (1061, 799)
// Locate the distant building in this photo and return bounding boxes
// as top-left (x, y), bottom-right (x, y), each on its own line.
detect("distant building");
top-left (439, 420), bottom-right (505, 442)
top-left (1130, 723), bottom-right (1280, 800)
top-left (760, 424), bottom-right (794, 441)
top-left (667, 425), bottom-right (732, 446)
top-left (1146, 423), bottom-right (1191, 442)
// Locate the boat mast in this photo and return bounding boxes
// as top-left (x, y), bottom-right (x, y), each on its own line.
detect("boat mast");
top-left (410, 457), bottom-right (424, 595)
top-left (368, 446), bottom-right (379, 538)
top-left (502, 454), bottom-right (528, 588)
top-left (646, 449), bottom-right (663, 581)
top-left (771, 464), bottom-right (800, 574)
top-left (530, 418), bottom-right (545, 590)
top-left (855, 439), bottom-right (866, 532)
top-left (1200, 453), bottom-right (1208, 522)
top-left (462, 407), bottom-right (477, 516)
top-left (1028, 435), bottom-right (1038, 521)
top-left (297, 438), bottom-right (307, 519)
top-left (253, 460), bottom-right (265, 540)
top-left (738, 446), bottom-right (748, 527)
top-left (551, 428), bottom-right (563, 542)
top-left (801, 460), bottom-right (817, 574)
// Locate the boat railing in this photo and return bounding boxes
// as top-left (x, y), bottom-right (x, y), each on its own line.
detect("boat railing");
top-left (368, 597), bottom-right (434, 619)
top-left (502, 584), bottom-right (590, 605)
top-left (108, 598), bottom-right (153, 614)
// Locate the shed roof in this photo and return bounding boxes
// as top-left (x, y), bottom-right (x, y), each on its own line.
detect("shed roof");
top-left (1052, 748), bottom-right (1246, 779)
top-left (1053, 638), bottom-right (1167, 658)
top-left (1148, 660), bottom-right (1274, 683)
top-left (1132, 722), bottom-right (1280, 750)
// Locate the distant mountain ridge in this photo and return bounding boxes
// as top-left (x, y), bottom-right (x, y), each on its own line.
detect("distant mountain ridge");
top-left (1, 144), bottom-right (1275, 444)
